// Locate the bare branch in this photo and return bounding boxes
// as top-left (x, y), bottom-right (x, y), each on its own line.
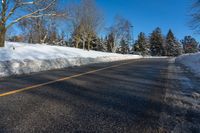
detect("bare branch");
top-left (5, 1), bottom-right (37, 21)
top-left (6, 0), bottom-right (56, 29)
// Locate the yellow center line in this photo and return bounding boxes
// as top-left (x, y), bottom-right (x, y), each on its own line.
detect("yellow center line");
top-left (0, 61), bottom-right (134, 97)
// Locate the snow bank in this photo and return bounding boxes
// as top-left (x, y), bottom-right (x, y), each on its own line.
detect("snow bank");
top-left (176, 52), bottom-right (200, 77)
top-left (0, 42), bottom-right (142, 78)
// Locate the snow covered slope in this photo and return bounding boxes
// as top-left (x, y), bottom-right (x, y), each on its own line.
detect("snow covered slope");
top-left (176, 52), bottom-right (200, 77)
top-left (0, 42), bottom-right (141, 78)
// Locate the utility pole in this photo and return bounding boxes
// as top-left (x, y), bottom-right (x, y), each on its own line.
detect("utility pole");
top-left (130, 25), bottom-right (134, 52)
top-left (131, 25), bottom-right (134, 45)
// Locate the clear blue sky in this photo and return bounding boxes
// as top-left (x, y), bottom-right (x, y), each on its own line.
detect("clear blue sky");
top-left (93, 0), bottom-right (199, 41)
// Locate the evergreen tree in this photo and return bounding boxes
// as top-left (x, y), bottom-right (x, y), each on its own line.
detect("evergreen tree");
top-left (106, 33), bottom-right (115, 52)
top-left (199, 44), bottom-right (200, 51)
top-left (134, 32), bottom-right (148, 55)
top-left (97, 37), bottom-right (107, 52)
top-left (166, 29), bottom-right (181, 56)
top-left (150, 27), bottom-right (164, 56)
top-left (181, 36), bottom-right (199, 53)
top-left (119, 38), bottom-right (129, 54)
top-left (92, 36), bottom-right (106, 51)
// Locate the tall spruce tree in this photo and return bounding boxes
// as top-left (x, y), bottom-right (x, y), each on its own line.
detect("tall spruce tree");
top-left (150, 27), bottom-right (164, 56)
top-left (106, 33), bottom-right (115, 52)
top-left (119, 38), bottom-right (129, 54)
top-left (134, 32), bottom-right (148, 55)
top-left (166, 29), bottom-right (181, 56)
top-left (181, 36), bottom-right (199, 53)
top-left (199, 44), bottom-right (200, 51)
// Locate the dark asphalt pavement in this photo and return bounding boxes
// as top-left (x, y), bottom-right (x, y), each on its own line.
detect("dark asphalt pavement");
top-left (0, 58), bottom-right (199, 133)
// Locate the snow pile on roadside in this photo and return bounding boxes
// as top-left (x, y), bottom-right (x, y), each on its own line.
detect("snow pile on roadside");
top-left (176, 52), bottom-right (200, 77)
top-left (144, 56), bottom-right (168, 59)
top-left (0, 42), bottom-right (142, 78)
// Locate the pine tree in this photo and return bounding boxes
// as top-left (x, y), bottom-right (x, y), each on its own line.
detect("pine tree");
top-left (106, 33), bottom-right (115, 52)
top-left (92, 36), bottom-right (106, 51)
top-left (150, 27), bottom-right (164, 56)
top-left (119, 38), bottom-right (129, 54)
top-left (134, 32), bottom-right (148, 55)
top-left (166, 29), bottom-right (181, 56)
top-left (199, 44), bottom-right (200, 51)
top-left (181, 36), bottom-right (199, 53)
top-left (96, 37), bottom-right (107, 52)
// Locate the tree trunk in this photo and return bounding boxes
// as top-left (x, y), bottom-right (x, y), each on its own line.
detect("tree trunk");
top-left (112, 42), bottom-right (116, 53)
top-left (0, 28), bottom-right (6, 47)
top-left (83, 40), bottom-right (85, 50)
top-left (76, 41), bottom-right (79, 48)
top-left (41, 34), bottom-right (47, 44)
top-left (87, 41), bottom-right (90, 51)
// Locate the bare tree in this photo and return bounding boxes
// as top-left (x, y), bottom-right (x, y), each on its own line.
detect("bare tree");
top-left (19, 16), bottom-right (48, 44)
top-left (0, 0), bottom-right (60, 47)
top-left (19, 1), bottom-right (64, 44)
top-left (190, 0), bottom-right (200, 33)
top-left (69, 0), bottom-right (103, 50)
top-left (107, 16), bottom-right (132, 53)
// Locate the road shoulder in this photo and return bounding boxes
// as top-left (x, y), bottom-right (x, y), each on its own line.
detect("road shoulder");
top-left (160, 58), bottom-right (200, 133)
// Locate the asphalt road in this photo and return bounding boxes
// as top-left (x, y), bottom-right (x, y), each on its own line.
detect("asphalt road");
top-left (0, 58), bottom-right (199, 133)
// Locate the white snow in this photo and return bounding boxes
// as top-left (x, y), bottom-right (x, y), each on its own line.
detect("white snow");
top-left (176, 52), bottom-right (200, 77)
top-left (0, 42), bottom-right (142, 78)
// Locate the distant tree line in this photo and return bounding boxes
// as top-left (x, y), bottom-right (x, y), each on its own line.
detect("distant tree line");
top-left (134, 28), bottom-right (199, 56)
top-left (3, 0), bottom-right (200, 56)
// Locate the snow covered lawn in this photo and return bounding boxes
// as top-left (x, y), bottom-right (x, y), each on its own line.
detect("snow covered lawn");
top-left (176, 52), bottom-right (200, 77)
top-left (0, 42), bottom-right (142, 78)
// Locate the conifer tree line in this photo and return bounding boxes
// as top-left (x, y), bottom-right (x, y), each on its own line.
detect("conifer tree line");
top-left (134, 28), bottom-right (199, 56)
top-left (2, 0), bottom-right (200, 56)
